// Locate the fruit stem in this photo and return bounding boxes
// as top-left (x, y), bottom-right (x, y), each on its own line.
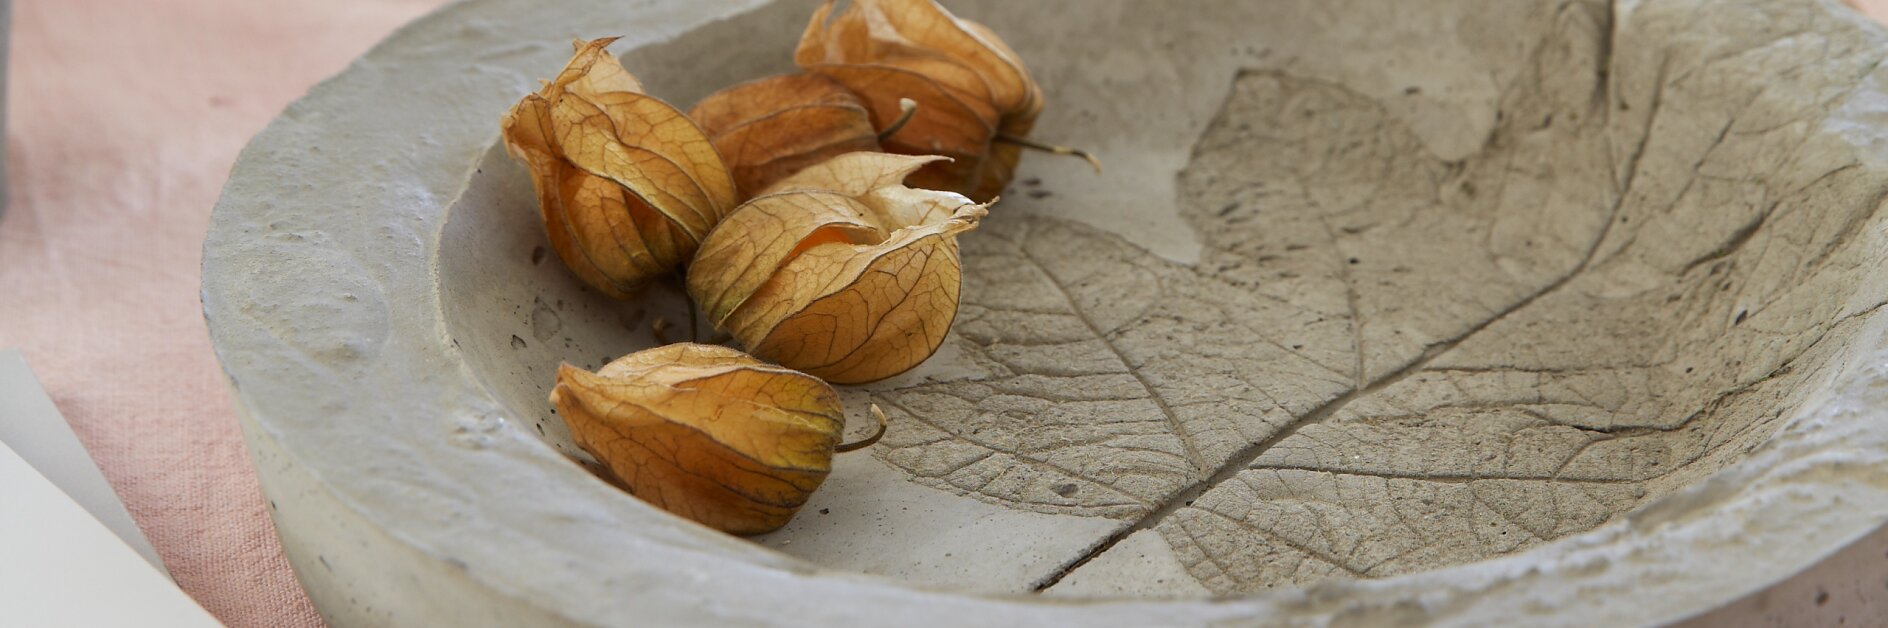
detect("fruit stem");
top-left (878, 98), bottom-right (919, 142)
top-left (994, 133), bottom-right (1102, 173)
top-left (836, 404), bottom-right (889, 453)
top-left (676, 269), bottom-right (699, 342)
top-left (688, 300), bottom-right (699, 342)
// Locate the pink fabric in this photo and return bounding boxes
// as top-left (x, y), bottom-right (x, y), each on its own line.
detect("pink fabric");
top-left (0, 1), bottom-right (443, 625)
top-left (1858, 0), bottom-right (1888, 23)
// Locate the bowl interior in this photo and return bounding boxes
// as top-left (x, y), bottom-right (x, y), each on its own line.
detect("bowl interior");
top-left (438, 0), bottom-right (1888, 598)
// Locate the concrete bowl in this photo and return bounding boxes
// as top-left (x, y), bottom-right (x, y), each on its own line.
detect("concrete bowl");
top-left (204, 0), bottom-right (1888, 624)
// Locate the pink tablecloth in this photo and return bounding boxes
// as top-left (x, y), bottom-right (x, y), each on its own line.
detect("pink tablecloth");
top-left (0, 1), bottom-right (442, 625)
top-left (6, 1), bottom-right (1888, 627)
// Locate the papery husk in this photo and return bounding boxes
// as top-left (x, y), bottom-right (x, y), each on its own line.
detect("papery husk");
top-left (688, 152), bottom-right (985, 384)
top-left (550, 343), bottom-right (845, 535)
top-left (796, 0), bottom-right (1044, 202)
top-left (501, 38), bottom-right (738, 297)
top-left (690, 73), bottom-right (882, 199)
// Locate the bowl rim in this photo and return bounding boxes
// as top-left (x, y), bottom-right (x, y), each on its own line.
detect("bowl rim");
top-left (202, 0), bottom-right (1888, 625)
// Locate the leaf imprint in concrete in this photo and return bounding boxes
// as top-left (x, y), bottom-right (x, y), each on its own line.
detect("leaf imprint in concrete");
top-left (855, 0), bottom-right (1888, 594)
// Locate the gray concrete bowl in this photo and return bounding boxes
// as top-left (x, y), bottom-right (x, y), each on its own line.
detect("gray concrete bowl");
top-left (204, 0), bottom-right (1888, 625)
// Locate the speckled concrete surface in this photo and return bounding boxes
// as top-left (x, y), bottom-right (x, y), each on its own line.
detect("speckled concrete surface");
top-left (205, 0), bottom-right (1888, 625)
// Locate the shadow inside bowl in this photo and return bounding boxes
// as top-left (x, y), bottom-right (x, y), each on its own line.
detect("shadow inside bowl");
top-left (436, 0), bottom-right (1888, 601)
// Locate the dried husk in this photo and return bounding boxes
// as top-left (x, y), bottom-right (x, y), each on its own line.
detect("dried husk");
top-left (688, 152), bottom-right (986, 384)
top-left (795, 0), bottom-right (1043, 202)
top-left (550, 343), bottom-right (845, 535)
top-left (501, 38), bottom-right (738, 298)
top-left (689, 73), bottom-right (881, 200)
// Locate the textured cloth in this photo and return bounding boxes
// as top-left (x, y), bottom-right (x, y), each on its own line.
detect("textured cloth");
top-left (1861, 0), bottom-right (1888, 23)
top-left (0, 1), bottom-right (441, 625)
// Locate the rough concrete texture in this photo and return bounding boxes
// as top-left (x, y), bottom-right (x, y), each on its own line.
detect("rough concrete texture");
top-left (204, 0), bottom-right (1888, 624)
top-left (877, 0), bottom-right (1888, 595)
top-left (1050, 0), bottom-right (1888, 588)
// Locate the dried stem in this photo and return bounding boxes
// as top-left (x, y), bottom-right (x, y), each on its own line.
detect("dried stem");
top-left (994, 133), bottom-right (1103, 173)
top-left (688, 300), bottom-right (700, 342)
top-left (835, 404), bottom-right (889, 453)
top-left (677, 270), bottom-right (700, 343)
top-left (878, 98), bottom-right (919, 142)
top-left (651, 317), bottom-right (675, 345)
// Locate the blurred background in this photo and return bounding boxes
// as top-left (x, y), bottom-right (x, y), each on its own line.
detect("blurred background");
top-left (1, 0), bottom-right (1886, 626)
top-left (0, 1), bottom-right (442, 625)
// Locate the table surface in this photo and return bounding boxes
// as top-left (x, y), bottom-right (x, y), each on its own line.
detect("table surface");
top-left (2, 1), bottom-right (1886, 626)
top-left (0, 1), bottom-right (443, 625)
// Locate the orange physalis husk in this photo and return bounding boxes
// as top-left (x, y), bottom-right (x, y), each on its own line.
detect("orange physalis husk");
top-left (688, 152), bottom-right (986, 384)
top-left (550, 343), bottom-right (885, 535)
top-left (501, 37), bottom-right (738, 298)
top-left (796, 0), bottom-right (1044, 202)
top-left (689, 73), bottom-right (882, 200)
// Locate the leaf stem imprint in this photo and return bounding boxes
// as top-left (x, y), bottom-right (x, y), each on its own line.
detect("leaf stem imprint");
top-left (1028, 130), bottom-right (1635, 590)
top-left (1016, 244), bottom-right (1209, 473)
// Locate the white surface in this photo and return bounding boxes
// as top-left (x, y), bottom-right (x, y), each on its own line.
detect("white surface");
top-left (0, 348), bottom-right (165, 571)
top-left (0, 438), bottom-right (220, 627)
